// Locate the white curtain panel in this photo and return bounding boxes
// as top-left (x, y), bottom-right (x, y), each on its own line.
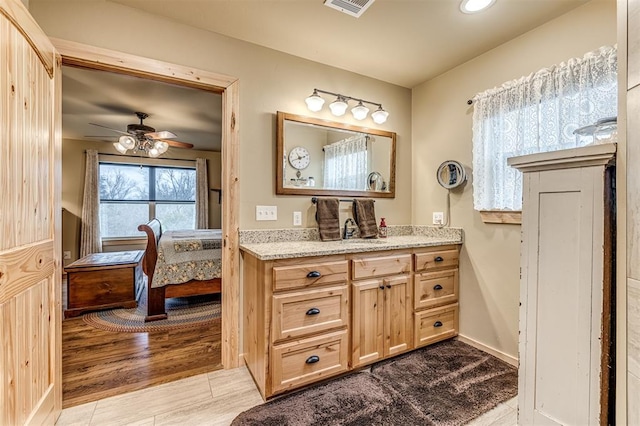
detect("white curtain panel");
top-left (80, 149), bottom-right (101, 257)
top-left (323, 135), bottom-right (368, 190)
top-left (472, 45), bottom-right (617, 211)
top-left (195, 158), bottom-right (209, 229)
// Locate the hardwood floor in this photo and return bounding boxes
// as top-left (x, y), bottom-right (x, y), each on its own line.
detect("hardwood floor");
top-left (62, 316), bottom-right (222, 408)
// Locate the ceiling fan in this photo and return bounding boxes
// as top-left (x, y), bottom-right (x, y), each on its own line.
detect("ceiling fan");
top-left (89, 111), bottom-right (194, 158)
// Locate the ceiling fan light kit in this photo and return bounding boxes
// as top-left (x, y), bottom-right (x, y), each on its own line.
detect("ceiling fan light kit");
top-left (304, 88), bottom-right (389, 124)
top-left (91, 111), bottom-right (193, 158)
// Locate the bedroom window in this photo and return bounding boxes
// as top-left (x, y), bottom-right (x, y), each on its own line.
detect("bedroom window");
top-left (99, 163), bottom-right (196, 238)
top-left (471, 45), bottom-right (617, 216)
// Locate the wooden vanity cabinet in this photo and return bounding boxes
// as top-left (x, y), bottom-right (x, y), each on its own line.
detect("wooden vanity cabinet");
top-left (351, 252), bottom-right (413, 368)
top-left (413, 245), bottom-right (460, 348)
top-left (242, 253), bottom-right (350, 399)
top-left (242, 243), bottom-right (461, 399)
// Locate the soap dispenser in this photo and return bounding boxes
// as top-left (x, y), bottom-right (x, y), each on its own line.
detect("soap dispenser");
top-left (379, 217), bottom-right (387, 238)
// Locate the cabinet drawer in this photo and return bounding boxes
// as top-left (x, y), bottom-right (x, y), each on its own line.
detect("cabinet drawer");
top-left (68, 267), bottom-right (134, 308)
top-left (271, 330), bottom-right (348, 394)
top-left (273, 260), bottom-right (348, 291)
top-left (414, 303), bottom-right (458, 347)
top-left (352, 254), bottom-right (411, 280)
top-left (414, 269), bottom-right (458, 310)
top-left (272, 285), bottom-right (349, 342)
top-left (415, 249), bottom-right (459, 272)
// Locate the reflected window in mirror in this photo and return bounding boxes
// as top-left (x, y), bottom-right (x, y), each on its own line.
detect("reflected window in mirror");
top-left (276, 112), bottom-right (396, 198)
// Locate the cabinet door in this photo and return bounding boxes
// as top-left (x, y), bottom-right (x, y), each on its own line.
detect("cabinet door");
top-left (519, 166), bottom-right (605, 425)
top-left (352, 279), bottom-right (384, 368)
top-left (383, 275), bottom-right (412, 356)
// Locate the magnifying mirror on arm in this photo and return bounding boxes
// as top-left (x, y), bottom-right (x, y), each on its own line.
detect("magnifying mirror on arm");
top-left (436, 160), bottom-right (467, 189)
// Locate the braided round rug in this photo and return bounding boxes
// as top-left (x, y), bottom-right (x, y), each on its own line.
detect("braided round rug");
top-left (82, 292), bottom-right (221, 333)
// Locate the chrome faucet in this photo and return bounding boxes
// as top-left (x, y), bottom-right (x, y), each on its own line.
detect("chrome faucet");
top-left (343, 218), bottom-right (357, 239)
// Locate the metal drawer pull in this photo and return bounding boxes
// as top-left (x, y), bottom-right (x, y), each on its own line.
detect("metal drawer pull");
top-left (306, 308), bottom-right (320, 316)
top-left (379, 285), bottom-right (385, 290)
top-left (307, 271), bottom-right (321, 278)
top-left (306, 355), bottom-right (320, 364)
top-left (386, 285), bottom-right (391, 288)
top-left (433, 284), bottom-right (443, 290)
top-left (434, 256), bottom-right (444, 262)
top-left (434, 321), bottom-right (443, 327)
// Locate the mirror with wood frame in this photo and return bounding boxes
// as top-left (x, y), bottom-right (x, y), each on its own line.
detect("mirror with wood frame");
top-left (276, 111), bottom-right (396, 198)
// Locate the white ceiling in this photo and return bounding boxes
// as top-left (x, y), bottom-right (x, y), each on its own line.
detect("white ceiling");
top-left (62, 66), bottom-right (223, 151)
top-left (62, 0), bottom-right (592, 151)
top-left (110, 0), bottom-right (590, 89)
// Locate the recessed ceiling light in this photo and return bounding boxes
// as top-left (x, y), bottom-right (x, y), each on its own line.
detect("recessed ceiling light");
top-left (460, 0), bottom-right (495, 13)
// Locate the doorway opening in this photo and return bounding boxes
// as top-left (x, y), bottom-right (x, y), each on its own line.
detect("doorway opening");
top-left (54, 38), bottom-right (240, 406)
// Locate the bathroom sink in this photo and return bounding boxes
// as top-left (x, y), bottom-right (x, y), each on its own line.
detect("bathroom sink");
top-left (340, 238), bottom-right (388, 244)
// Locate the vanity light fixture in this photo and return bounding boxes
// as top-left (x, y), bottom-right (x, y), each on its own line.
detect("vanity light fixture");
top-left (305, 89), bottom-right (325, 112)
top-left (351, 101), bottom-right (369, 121)
top-left (329, 96), bottom-right (349, 116)
top-left (304, 88), bottom-right (389, 124)
top-left (460, 0), bottom-right (495, 13)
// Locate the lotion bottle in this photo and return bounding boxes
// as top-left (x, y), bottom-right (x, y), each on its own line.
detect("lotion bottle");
top-left (379, 217), bottom-right (387, 238)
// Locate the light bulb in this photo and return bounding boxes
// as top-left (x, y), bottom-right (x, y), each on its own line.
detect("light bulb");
top-left (371, 106), bottom-right (389, 124)
top-left (154, 140), bottom-right (169, 154)
top-left (113, 142), bottom-right (128, 154)
top-left (305, 90), bottom-right (325, 112)
top-left (351, 102), bottom-right (369, 120)
top-left (329, 97), bottom-right (348, 116)
top-left (118, 135), bottom-right (136, 150)
top-left (148, 147), bottom-right (161, 158)
top-left (460, 0), bottom-right (495, 13)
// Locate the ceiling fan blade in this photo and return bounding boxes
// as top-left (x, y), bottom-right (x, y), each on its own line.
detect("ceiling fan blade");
top-left (89, 123), bottom-right (130, 135)
top-left (145, 130), bottom-right (177, 140)
top-left (161, 139), bottom-right (194, 149)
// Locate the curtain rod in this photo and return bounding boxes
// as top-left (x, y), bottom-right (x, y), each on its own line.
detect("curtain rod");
top-left (90, 152), bottom-right (197, 162)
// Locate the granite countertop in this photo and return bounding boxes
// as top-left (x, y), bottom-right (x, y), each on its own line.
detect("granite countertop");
top-left (239, 232), bottom-right (463, 261)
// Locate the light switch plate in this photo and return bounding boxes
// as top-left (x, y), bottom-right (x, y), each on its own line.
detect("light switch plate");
top-left (256, 205), bottom-right (278, 221)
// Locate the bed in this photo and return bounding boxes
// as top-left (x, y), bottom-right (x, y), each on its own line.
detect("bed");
top-left (138, 219), bottom-right (222, 321)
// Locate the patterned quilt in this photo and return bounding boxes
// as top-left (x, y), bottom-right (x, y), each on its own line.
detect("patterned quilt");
top-left (151, 229), bottom-right (223, 288)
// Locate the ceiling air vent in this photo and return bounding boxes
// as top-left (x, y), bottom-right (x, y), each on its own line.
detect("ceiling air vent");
top-left (323, 0), bottom-right (375, 18)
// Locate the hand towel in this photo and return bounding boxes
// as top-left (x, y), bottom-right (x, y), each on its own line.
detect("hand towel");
top-left (353, 199), bottom-right (378, 238)
top-left (315, 198), bottom-right (341, 241)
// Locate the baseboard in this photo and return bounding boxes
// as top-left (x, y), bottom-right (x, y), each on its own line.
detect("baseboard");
top-left (456, 334), bottom-right (518, 367)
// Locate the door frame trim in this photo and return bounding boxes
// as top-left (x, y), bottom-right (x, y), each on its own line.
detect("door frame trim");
top-left (52, 38), bottom-right (241, 369)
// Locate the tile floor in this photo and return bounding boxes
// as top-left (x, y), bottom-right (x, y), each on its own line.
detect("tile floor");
top-left (56, 366), bottom-right (517, 426)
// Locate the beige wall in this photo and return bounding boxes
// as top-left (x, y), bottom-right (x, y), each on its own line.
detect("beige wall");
top-left (62, 138), bottom-right (221, 265)
top-left (30, 0), bottom-right (412, 231)
top-left (411, 0), bottom-right (617, 359)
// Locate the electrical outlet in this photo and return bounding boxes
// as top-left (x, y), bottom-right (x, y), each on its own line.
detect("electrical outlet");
top-left (256, 205), bottom-right (278, 221)
top-left (63, 251), bottom-right (71, 260)
top-left (432, 212), bottom-right (444, 225)
top-left (293, 211), bottom-right (302, 226)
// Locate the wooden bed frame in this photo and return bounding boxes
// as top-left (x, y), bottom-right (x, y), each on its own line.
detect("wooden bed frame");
top-left (138, 219), bottom-right (222, 322)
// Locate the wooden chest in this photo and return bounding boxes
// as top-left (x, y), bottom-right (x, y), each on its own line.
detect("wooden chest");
top-left (64, 250), bottom-right (145, 318)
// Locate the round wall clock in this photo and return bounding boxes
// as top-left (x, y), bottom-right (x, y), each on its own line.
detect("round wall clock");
top-left (288, 146), bottom-right (310, 170)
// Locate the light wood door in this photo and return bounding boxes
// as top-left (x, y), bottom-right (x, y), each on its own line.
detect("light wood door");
top-left (0, 0), bottom-right (62, 424)
top-left (351, 279), bottom-right (384, 367)
top-left (382, 275), bottom-right (411, 356)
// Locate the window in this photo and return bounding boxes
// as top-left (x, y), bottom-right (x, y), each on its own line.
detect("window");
top-left (472, 45), bottom-right (617, 212)
top-left (323, 135), bottom-right (368, 190)
top-left (99, 163), bottom-right (196, 238)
